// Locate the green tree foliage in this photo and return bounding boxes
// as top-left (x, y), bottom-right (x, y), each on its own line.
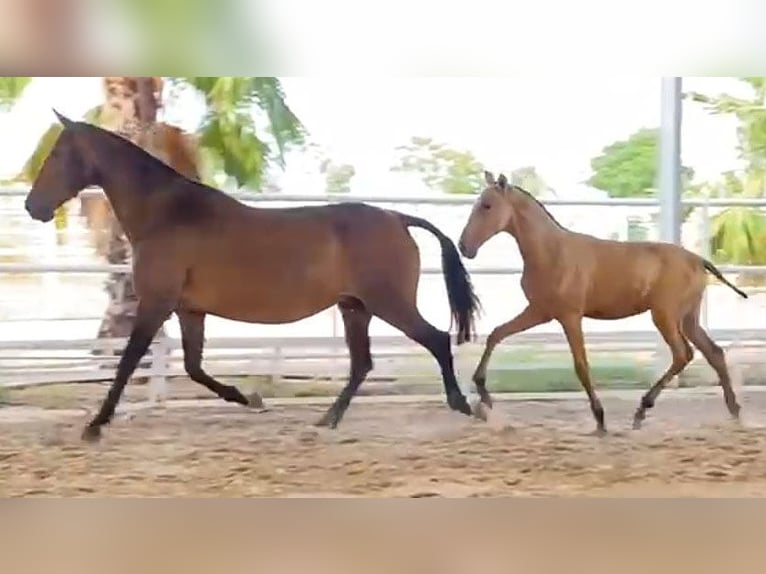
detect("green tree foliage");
top-left (319, 159), bottom-right (356, 194)
top-left (392, 136), bottom-right (484, 194)
top-left (0, 77), bottom-right (32, 110)
top-left (588, 127), bottom-right (695, 198)
top-left (687, 78), bottom-right (766, 267)
top-left (3, 77), bottom-right (305, 190)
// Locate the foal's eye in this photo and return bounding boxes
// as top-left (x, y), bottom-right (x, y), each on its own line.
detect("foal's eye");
top-left (481, 203), bottom-right (491, 210)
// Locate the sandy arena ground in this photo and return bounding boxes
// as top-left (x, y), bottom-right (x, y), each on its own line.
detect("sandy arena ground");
top-left (3, 384), bottom-right (766, 497)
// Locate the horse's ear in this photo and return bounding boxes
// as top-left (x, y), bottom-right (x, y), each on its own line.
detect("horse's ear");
top-left (484, 170), bottom-right (496, 186)
top-left (52, 108), bottom-right (75, 129)
top-left (497, 173), bottom-right (508, 189)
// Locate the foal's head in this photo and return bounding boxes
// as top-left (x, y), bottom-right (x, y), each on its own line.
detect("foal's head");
top-left (458, 171), bottom-right (518, 259)
top-left (25, 109), bottom-right (98, 222)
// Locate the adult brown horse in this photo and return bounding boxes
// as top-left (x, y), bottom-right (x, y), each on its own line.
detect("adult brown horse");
top-left (458, 171), bottom-right (746, 435)
top-left (24, 110), bottom-right (480, 442)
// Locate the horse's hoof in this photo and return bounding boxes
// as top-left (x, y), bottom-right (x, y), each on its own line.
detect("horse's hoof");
top-left (315, 412), bottom-right (337, 429)
top-left (81, 425), bottom-right (102, 443)
top-left (246, 392), bottom-right (265, 409)
top-left (589, 428), bottom-right (608, 438)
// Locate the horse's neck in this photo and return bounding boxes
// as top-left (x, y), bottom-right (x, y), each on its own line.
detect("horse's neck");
top-left (97, 162), bottom-right (167, 242)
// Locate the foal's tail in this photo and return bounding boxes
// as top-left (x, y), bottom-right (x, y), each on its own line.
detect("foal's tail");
top-left (702, 258), bottom-right (749, 299)
top-left (400, 214), bottom-right (482, 344)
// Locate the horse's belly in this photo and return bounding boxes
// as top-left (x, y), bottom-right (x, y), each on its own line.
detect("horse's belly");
top-left (180, 268), bottom-right (340, 324)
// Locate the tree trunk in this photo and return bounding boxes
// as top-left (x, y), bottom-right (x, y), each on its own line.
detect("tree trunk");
top-left (89, 77), bottom-right (200, 358)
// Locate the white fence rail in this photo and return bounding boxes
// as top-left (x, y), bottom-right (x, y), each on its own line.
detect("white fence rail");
top-left (3, 187), bottom-right (766, 396)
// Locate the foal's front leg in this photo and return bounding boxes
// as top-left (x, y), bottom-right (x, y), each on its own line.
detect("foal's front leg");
top-left (558, 316), bottom-right (606, 436)
top-left (472, 305), bottom-right (550, 408)
top-left (82, 299), bottom-right (175, 442)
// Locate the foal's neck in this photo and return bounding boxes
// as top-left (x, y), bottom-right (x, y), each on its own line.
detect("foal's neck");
top-left (509, 201), bottom-right (566, 265)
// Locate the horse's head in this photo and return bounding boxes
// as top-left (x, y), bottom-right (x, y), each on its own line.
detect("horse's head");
top-left (25, 109), bottom-right (98, 223)
top-left (458, 171), bottom-right (515, 259)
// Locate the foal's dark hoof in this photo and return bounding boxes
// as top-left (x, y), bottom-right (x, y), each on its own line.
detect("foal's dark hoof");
top-left (472, 400), bottom-right (491, 422)
top-left (81, 425), bottom-right (102, 443)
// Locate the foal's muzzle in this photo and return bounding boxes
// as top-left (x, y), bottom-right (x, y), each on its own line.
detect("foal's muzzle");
top-left (458, 238), bottom-right (477, 259)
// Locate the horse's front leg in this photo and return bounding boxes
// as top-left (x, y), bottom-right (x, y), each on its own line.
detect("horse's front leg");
top-left (82, 298), bottom-right (176, 442)
top-left (472, 305), bottom-right (550, 410)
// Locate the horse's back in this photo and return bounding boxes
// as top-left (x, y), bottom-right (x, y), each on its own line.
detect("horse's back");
top-left (169, 200), bottom-right (417, 321)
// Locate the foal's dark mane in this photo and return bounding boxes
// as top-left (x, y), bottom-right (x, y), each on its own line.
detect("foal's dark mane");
top-left (510, 184), bottom-right (565, 230)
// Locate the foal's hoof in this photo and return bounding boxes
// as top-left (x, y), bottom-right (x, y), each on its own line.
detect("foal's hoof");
top-left (472, 400), bottom-right (491, 422)
top-left (589, 427), bottom-right (608, 438)
top-left (81, 425), bottom-right (102, 443)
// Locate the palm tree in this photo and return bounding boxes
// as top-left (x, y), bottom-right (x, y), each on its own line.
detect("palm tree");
top-left (0, 76), bottom-right (305, 347)
top-left (686, 78), bottom-right (766, 282)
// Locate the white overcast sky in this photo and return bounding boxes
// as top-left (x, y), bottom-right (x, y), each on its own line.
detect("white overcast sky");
top-left (0, 76), bottom-right (750, 195)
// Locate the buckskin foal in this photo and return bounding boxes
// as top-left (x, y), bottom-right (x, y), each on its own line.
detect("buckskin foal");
top-left (458, 171), bottom-right (745, 435)
top-left (24, 111), bottom-right (480, 442)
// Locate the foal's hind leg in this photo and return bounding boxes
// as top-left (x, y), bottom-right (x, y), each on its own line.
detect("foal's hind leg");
top-left (372, 299), bottom-right (472, 417)
top-left (177, 309), bottom-right (264, 409)
top-left (316, 297), bottom-right (373, 429)
top-left (633, 309), bottom-right (693, 430)
top-left (682, 308), bottom-right (741, 421)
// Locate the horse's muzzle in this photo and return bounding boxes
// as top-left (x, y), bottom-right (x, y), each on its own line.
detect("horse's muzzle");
top-left (25, 198), bottom-right (54, 222)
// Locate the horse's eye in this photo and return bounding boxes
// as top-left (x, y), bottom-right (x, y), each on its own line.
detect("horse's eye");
top-left (481, 203), bottom-right (491, 210)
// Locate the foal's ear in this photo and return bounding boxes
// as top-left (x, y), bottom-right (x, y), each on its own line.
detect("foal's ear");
top-left (497, 173), bottom-right (508, 189)
top-left (484, 170), bottom-right (496, 186)
top-left (52, 108), bottom-right (75, 129)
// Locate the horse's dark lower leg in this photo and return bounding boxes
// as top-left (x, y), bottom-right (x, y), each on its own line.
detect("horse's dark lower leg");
top-left (177, 309), bottom-right (262, 408)
top-left (633, 310), bottom-right (692, 430)
top-left (316, 298), bottom-right (373, 429)
top-left (682, 311), bottom-right (741, 420)
top-left (559, 316), bottom-right (605, 435)
top-left (374, 301), bottom-right (471, 417)
top-left (82, 301), bottom-right (173, 442)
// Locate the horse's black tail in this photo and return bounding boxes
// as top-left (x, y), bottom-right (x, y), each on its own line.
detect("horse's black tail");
top-left (702, 258), bottom-right (748, 299)
top-left (400, 214), bottom-right (481, 344)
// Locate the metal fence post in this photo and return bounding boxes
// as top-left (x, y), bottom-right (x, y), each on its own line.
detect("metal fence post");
top-left (148, 337), bottom-right (170, 406)
top-left (655, 77), bottom-right (683, 380)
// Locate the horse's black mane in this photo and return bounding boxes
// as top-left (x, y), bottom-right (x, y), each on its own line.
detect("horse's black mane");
top-left (510, 185), bottom-right (565, 230)
top-left (79, 121), bottom-right (194, 185)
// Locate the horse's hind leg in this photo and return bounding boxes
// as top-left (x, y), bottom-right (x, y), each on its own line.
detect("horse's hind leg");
top-left (371, 297), bottom-right (472, 417)
top-left (633, 308), bottom-right (693, 430)
top-left (177, 309), bottom-right (263, 409)
top-left (682, 306), bottom-right (741, 420)
top-left (316, 297), bottom-right (373, 428)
